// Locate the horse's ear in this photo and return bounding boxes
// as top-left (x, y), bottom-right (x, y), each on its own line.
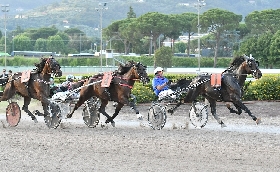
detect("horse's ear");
top-left (243, 54), bottom-right (249, 61)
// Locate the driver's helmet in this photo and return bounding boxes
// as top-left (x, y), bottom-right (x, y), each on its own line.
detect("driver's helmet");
top-left (66, 74), bottom-right (74, 82)
top-left (154, 67), bottom-right (163, 75)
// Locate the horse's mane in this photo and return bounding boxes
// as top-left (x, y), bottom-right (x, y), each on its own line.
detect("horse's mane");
top-left (231, 56), bottom-right (246, 66)
top-left (34, 58), bottom-right (48, 73)
top-left (223, 55), bottom-right (246, 73)
top-left (116, 61), bottom-right (138, 75)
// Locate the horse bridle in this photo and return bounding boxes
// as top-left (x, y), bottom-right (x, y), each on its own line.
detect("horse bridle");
top-left (46, 58), bottom-right (60, 74)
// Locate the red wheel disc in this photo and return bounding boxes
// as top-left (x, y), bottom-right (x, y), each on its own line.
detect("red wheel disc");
top-left (6, 102), bottom-right (21, 127)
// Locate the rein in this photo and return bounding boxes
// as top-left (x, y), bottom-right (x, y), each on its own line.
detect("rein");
top-left (119, 83), bottom-right (133, 89)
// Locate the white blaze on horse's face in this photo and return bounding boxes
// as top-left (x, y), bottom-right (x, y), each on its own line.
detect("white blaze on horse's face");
top-left (245, 55), bottom-right (262, 79)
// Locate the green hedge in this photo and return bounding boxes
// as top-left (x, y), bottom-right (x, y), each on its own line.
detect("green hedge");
top-left (243, 74), bottom-right (280, 101)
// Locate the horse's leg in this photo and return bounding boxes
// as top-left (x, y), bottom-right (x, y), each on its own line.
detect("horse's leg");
top-left (226, 102), bottom-right (242, 115)
top-left (167, 101), bottom-right (182, 114)
top-left (207, 98), bottom-right (226, 127)
top-left (67, 95), bottom-right (89, 118)
top-left (22, 97), bottom-right (38, 123)
top-left (129, 94), bottom-right (142, 119)
top-left (98, 99), bottom-right (114, 124)
top-left (232, 99), bottom-right (261, 124)
top-left (225, 102), bottom-right (242, 114)
top-left (106, 102), bottom-right (124, 127)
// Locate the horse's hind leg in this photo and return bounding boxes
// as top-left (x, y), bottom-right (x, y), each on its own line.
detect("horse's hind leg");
top-left (226, 102), bottom-right (242, 115)
top-left (129, 94), bottom-right (142, 119)
top-left (107, 102), bottom-right (124, 127)
top-left (98, 99), bottom-right (114, 124)
top-left (22, 97), bottom-right (38, 123)
top-left (232, 100), bottom-right (261, 124)
top-left (67, 95), bottom-right (88, 118)
top-left (207, 98), bottom-right (226, 127)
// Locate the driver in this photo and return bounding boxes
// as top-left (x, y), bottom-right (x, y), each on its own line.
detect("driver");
top-left (152, 67), bottom-right (175, 100)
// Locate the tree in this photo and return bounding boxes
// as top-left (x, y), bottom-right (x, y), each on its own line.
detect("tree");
top-left (24, 26), bottom-right (58, 40)
top-left (256, 33), bottom-right (273, 68)
top-left (245, 9), bottom-right (280, 35)
top-left (64, 28), bottom-right (84, 36)
top-left (46, 35), bottom-right (65, 53)
top-left (175, 12), bottom-right (197, 56)
top-left (239, 36), bottom-right (258, 58)
top-left (34, 38), bottom-right (48, 52)
top-left (269, 30), bottom-right (280, 68)
top-left (200, 9), bottom-right (242, 67)
top-left (154, 46), bottom-right (172, 68)
top-left (127, 6), bottom-right (136, 19)
top-left (14, 34), bottom-right (33, 51)
top-left (174, 42), bottom-right (186, 53)
top-left (136, 12), bottom-right (173, 56)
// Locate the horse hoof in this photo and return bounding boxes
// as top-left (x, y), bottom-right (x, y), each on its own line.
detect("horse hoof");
top-left (33, 110), bottom-right (39, 115)
top-left (137, 113), bottom-right (143, 120)
top-left (66, 114), bottom-right (72, 119)
top-left (221, 123), bottom-right (227, 128)
top-left (33, 118), bottom-right (38, 123)
top-left (101, 123), bottom-right (108, 129)
top-left (167, 109), bottom-right (174, 114)
top-left (256, 118), bottom-right (261, 125)
top-left (111, 121), bottom-right (115, 127)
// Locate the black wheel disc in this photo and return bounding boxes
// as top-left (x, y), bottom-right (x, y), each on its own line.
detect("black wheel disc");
top-left (44, 102), bottom-right (62, 129)
top-left (83, 108), bottom-right (100, 128)
top-left (147, 103), bottom-right (167, 130)
top-left (189, 102), bottom-right (208, 128)
top-left (83, 97), bottom-right (100, 128)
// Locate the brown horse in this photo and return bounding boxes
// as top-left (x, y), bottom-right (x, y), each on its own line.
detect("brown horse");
top-left (0, 57), bottom-right (62, 123)
top-left (184, 55), bottom-right (262, 127)
top-left (67, 61), bottom-right (150, 126)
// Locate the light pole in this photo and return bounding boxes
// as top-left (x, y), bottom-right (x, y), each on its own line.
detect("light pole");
top-left (95, 2), bottom-right (108, 72)
top-left (194, 0), bottom-right (205, 72)
top-left (2, 4), bottom-right (9, 67)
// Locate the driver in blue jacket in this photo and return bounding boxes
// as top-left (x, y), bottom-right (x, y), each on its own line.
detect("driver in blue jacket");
top-left (152, 67), bottom-right (175, 100)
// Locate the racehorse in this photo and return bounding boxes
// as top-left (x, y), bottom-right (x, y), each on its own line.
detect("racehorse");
top-left (184, 55), bottom-right (262, 127)
top-left (0, 57), bottom-right (62, 122)
top-left (67, 61), bottom-right (150, 126)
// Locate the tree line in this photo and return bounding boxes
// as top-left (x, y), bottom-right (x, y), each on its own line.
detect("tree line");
top-left (1, 7), bottom-right (280, 68)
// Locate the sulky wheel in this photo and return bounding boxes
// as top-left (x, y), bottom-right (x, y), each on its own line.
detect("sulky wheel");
top-left (189, 102), bottom-right (208, 128)
top-left (6, 102), bottom-right (21, 127)
top-left (44, 102), bottom-right (62, 129)
top-left (82, 97), bottom-right (100, 128)
top-left (147, 103), bottom-right (167, 130)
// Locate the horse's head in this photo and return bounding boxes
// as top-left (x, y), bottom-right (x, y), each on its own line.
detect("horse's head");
top-left (132, 62), bottom-right (150, 84)
top-left (43, 57), bottom-right (62, 77)
top-left (116, 63), bottom-right (132, 75)
top-left (242, 55), bottom-right (262, 79)
top-left (121, 61), bottom-right (150, 84)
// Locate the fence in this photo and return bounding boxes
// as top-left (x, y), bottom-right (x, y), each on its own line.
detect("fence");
top-left (1, 66), bottom-right (279, 75)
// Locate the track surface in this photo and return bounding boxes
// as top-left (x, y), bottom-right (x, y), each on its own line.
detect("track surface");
top-left (0, 100), bottom-right (279, 171)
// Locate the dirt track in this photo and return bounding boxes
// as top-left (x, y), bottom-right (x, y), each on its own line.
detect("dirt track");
top-left (0, 100), bottom-right (280, 172)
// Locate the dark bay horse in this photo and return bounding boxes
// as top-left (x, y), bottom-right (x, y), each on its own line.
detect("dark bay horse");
top-left (0, 57), bottom-right (62, 122)
top-left (184, 55), bottom-right (262, 127)
top-left (67, 61), bottom-right (150, 126)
